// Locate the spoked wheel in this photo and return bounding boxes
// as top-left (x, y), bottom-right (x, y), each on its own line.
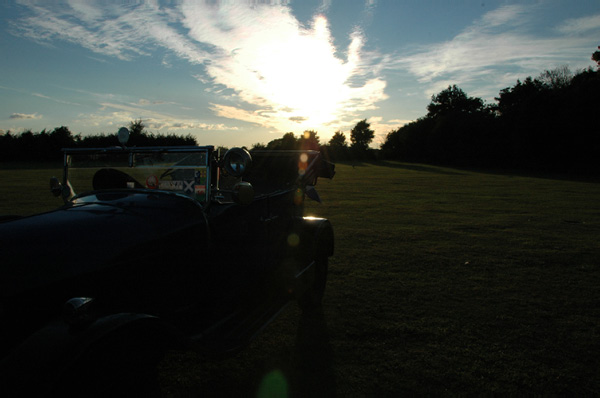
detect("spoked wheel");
top-left (298, 256), bottom-right (328, 312)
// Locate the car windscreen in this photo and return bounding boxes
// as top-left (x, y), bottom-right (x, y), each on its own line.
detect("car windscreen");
top-left (65, 149), bottom-right (210, 203)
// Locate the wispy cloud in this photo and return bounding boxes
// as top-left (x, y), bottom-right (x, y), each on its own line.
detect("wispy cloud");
top-left (10, 113), bottom-right (42, 120)
top-left (394, 5), bottom-right (599, 101)
top-left (32, 92), bottom-right (80, 106)
top-left (79, 102), bottom-right (238, 132)
top-left (368, 115), bottom-right (409, 146)
top-left (557, 14), bottom-right (600, 35)
top-left (11, 1), bottom-right (388, 133)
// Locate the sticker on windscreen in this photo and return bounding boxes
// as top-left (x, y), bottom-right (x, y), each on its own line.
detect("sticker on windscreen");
top-left (146, 175), bottom-right (158, 189)
top-left (195, 185), bottom-right (206, 195)
top-left (183, 180), bottom-right (195, 194)
top-left (159, 180), bottom-right (184, 191)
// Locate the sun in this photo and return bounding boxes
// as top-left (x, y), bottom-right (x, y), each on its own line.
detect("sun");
top-left (254, 16), bottom-right (349, 126)
top-left (208, 11), bottom-right (386, 136)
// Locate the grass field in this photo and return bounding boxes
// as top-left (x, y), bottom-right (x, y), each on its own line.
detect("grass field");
top-left (2, 162), bottom-right (599, 395)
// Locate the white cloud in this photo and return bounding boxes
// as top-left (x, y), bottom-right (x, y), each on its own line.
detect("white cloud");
top-left (32, 93), bottom-right (80, 106)
top-left (394, 4), bottom-right (599, 102)
top-left (557, 14), bottom-right (600, 35)
top-left (11, 1), bottom-right (389, 133)
top-left (367, 116), bottom-right (409, 146)
top-left (10, 113), bottom-right (42, 120)
top-left (85, 102), bottom-right (237, 133)
top-left (179, 3), bottom-right (388, 131)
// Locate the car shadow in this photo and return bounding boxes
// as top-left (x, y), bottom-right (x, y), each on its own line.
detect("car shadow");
top-left (374, 160), bottom-right (466, 175)
top-left (158, 307), bottom-right (337, 397)
top-left (290, 308), bottom-right (337, 397)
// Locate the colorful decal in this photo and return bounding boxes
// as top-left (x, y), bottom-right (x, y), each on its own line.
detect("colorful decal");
top-left (195, 185), bottom-right (206, 196)
top-left (195, 169), bottom-right (207, 182)
top-left (146, 175), bottom-right (158, 189)
top-left (159, 180), bottom-right (184, 191)
top-left (183, 180), bottom-right (195, 194)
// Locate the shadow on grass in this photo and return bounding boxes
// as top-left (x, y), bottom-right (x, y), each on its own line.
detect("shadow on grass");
top-left (291, 308), bottom-right (336, 396)
top-left (158, 308), bottom-right (336, 397)
top-left (344, 159), bottom-right (600, 183)
top-left (370, 160), bottom-right (466, 176)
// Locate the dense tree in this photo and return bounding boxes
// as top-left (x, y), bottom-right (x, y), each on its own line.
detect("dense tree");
top-left (537, 65), bottom-right (573, 89)
top-left (299, 130), bottom-right (320, 151)
top-left (426, 85), bottom-right (485, 118)
top-left (350, 119), bottom-right (374, 152)
top-left (382, 63), bottom-right (600, 174)
top-left (592, 45), bottom-right (600, 68)
top-left (329, 131), bottom-right (347, 147)
top-left (381, 118), bottom-right (434, 162)
top-left (0, 122), bottom-right (197, 162)
top-left (251, 142), bottom-right (267, 150)
top-left (265, 132), bottom-right (299, 150)
top-left (321, 131), bottom-right (349, 161)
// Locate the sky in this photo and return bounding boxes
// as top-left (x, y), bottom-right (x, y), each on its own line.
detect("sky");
top-left (1, 0), bottom-right (599, 148)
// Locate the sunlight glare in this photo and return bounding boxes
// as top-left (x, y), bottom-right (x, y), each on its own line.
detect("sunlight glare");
top-left (254, 15), bottom-right (347, 126)
top-left (189, 4), bottom-right (387, 135)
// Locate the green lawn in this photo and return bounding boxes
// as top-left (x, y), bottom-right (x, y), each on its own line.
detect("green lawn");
top-left (0, 166), bottom-right (64, 216)
top-left (2, 162), bottom-right (599, 395)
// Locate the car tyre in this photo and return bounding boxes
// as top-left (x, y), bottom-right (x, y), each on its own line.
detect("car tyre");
top-left (51, 325), bottom-right (170, 397)
top-left (298, 256), bottom-right (328, 312)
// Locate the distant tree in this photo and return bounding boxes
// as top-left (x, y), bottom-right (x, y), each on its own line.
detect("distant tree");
top-left (129, 119), bottom-right (145, 135)
top-left (127, 119), bottom-right (146, 145)
top-left (381, 118), bottom-right (434, 161)
top-left (322, 130), bottom-right (350, 161)
top-left (328, 131), bottom-right (347, 147)
top-left (299, 130), bottom-right (320, 150)
top-left (251, 142), bottom-right (267, 150)
top-left (426, 85), bottom-right (485, 118)
top-left (592, 45), bottom-right (600, 68)
top-left (495, 77), bottom-right (543, 117)
top-left (537, 65), bottom-right (573, 89)
top-left (265, 132), bottom-right (299, 150)
top-left (50, 126), bottom-right (76, 147)
top-left (350, 119), bottom-right (374, 152)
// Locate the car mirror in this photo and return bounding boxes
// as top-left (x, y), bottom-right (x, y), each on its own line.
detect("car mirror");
top-left (50, 176), bottom-right (62, 197)
top-left (232, 181), bottom-right (254, 205)
top-left (223, 147), bottom-right (252, 178)
top-left (117, 127), bottom-right (130, 147)
top-left (50, 177), bottom-right (74, 203)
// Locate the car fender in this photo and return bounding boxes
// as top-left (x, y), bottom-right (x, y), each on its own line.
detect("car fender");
top-left (1, 312), bottom-right (183, 396)
top-left (296, 216), bottom-right (334, 259)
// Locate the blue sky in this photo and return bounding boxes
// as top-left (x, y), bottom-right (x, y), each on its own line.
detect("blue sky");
top-left (1, 0), bottom-right (599, 148)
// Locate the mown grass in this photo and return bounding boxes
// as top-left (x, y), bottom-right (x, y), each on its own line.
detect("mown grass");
top-left (0, 166), bottom-right (64, 216)
top-left (2, 162), bottom-right (599, 395)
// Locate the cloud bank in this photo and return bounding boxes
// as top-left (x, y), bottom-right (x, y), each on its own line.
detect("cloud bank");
top-left (12, 0), bottom-right (387, 133)
top-left (394, 5), bottom-right (600, 100)
top-left (10, 113), bottom-right (42, 120)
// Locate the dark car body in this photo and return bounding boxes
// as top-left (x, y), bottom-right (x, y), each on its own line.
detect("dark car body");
top-left (0, 143), bottom-right (334, 396)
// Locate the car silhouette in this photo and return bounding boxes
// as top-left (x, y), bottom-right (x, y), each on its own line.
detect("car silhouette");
top-left (0, 130), bottom-right (335, 396)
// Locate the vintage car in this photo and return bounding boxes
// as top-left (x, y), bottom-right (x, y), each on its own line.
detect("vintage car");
top-left (0, 129), bottom-right (335, 396)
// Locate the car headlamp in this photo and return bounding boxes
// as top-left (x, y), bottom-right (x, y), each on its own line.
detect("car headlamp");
top-left (223, 148), bottom-right (252, 178)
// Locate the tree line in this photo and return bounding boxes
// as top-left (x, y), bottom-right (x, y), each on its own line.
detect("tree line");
top-left (3, 47), bottom-right (598, 174)
top-left (256, 49), bottom-right (600, 175)
top-left (381, 64), bottom-right (600, 174)
top-left (0, 120), bottom-right (197, 162)
top-left (250, 118), bottom-right (376, 162)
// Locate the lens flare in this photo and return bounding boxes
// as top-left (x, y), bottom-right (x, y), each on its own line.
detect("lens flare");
top-left (258, 369), bottom-right (288, 398)
top-left (287, 233), bottom-right (300, 247)
top-left (294, 188), bottom-right (304, 206)
top-left (298, 153), bottom-right (308, 176)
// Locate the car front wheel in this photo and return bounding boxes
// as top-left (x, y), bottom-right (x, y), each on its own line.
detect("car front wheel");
top-left (298, 256), bottom-right (328, 311)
